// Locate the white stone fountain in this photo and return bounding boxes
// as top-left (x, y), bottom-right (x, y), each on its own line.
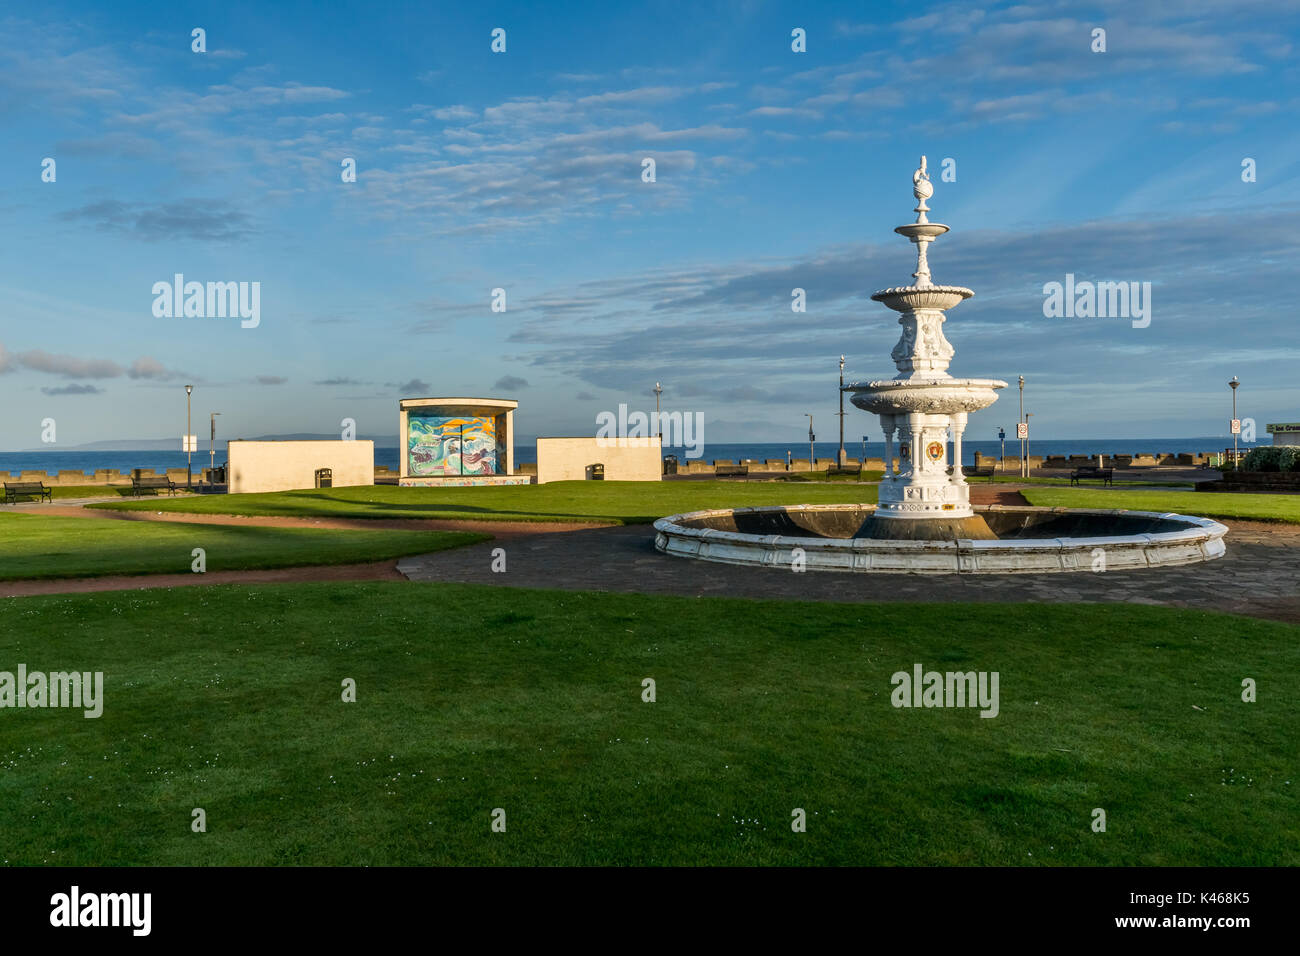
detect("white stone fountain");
top-left (651, 158), bottom-right (1228, 573)
top-left (846, 156), bottom-right (1006, 540)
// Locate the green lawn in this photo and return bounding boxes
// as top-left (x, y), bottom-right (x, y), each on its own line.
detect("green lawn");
top-left (1022, 487), bottom-right (1300, 524)
top-left (88, 480), bottom-right (879, 524)
top-left (0, 513), bottom-right (486, 580)
top-left (0, 583), bottom-right (1293, 866)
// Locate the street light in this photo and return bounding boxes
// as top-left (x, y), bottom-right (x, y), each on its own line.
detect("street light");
top-left (653, 382), bottom-right (664, 442)
top-left (185, 384), bottom-right (193, 490)
top-left (837, 355), bottom-right (846, 466)
top-left (805, 413), bottom-right (815, 472)
top-left (998, 427), bottom-right (1006, 474)
top-left (1229, 376), bottom-right (1240, 469)
top-left (210, 412), bottom-right (221, 483)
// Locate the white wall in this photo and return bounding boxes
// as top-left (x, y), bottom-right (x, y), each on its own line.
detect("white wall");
top-left (535, 437), bottom-right (661, 484)
top-left (227, 441), bottom-right (374, 494)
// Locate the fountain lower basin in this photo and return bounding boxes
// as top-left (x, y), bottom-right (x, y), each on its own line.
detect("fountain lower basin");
top-left (653, 504), bottom-right (1227, 574)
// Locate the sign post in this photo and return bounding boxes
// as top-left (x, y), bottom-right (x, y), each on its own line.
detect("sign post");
top-left (182, 434), bottom-right (197, 489)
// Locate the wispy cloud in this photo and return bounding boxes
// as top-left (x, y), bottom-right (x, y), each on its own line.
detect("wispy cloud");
top-left (58, 199), bottom-right (256, 242)
top-left (41, 382), bottom-right (103, 395)
top-left (17, 349), bottom-right (121, 379)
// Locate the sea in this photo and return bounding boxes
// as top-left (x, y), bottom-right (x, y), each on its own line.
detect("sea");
top-left (0, 437), bottom-right (1253, 475)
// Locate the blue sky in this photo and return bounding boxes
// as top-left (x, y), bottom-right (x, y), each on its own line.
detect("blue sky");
top-left (1, 0), bottom-right (1297, 449)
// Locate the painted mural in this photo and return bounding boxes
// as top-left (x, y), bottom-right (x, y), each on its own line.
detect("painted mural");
top-left (407, 414), bottom-right (498, 476)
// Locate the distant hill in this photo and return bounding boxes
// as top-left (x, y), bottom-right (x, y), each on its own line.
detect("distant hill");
top-left (16, 434), bottom-right (398, 452)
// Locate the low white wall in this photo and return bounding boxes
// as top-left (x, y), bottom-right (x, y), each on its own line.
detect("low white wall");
top-left (535, 437), bottom-right (661, 484)
top-left (227, 440), bottom-right (374, 494)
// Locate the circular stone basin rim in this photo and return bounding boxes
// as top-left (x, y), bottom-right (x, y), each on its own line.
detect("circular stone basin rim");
top-left (653, 504), bottom-right (1228, 574)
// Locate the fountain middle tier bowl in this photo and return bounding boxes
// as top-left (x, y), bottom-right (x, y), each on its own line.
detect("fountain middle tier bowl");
top-left (653, 504), bottom-right (1227, 574)
top-left (847, 377), bottom-right (1007, 416)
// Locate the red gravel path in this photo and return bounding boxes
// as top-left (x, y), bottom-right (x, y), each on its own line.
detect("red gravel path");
top-left (0, 560), bottom-right (405, 598)
top-left (968, 486), bottom-right (1031, 507)
top-left (28, 504), bottom-right (609, 536)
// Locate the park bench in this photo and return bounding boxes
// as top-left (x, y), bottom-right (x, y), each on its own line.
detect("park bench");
top-left (715, 464), bottom-right (749, 477)
top-left (1069, 466), bottom-right (1113, 486)
top-left (961, 466), bottom-right (995, 482)
top-left (4, 481), bottom-right (52, 503)
top-left (131, 476), bottom-right (178, 496)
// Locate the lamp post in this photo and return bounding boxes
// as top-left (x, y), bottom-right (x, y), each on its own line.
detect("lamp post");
top-left (998, 427), bottom-right (1006, 474)
top-left (1229, 376), bottom-right (1240, 468)
top-left (805, 413), bottom-right (815, 472)
top-left (1018, 375), bottom-right (1025, 477)
top-left (837, 355), bottom-right (846, 466)
top-left (209, 412), bottom-right (221, 482)
top-left (185, 384), bottom-right (193, 490)
top-left (653, 381), bottom-right (664, 442)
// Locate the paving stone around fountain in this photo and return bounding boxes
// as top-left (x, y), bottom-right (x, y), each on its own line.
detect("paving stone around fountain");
top-left (396, 519), bottom-right (1295, 624)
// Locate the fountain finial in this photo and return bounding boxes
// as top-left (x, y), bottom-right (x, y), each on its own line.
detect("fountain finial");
top-left (912, 156), bottom-right (933, 224)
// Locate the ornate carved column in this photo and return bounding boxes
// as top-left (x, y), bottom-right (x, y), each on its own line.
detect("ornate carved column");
top-left (950, 413), bottom-right (967, 483)
top-left (881, 414), bottom-right (895, 478)
top-left (907, 412), bottom-right (925, 478)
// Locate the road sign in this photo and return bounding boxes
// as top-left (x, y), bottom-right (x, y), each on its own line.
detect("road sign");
top-left (1230, 418), bottom-right (1241, 435)
top-left (1016, 422), bottom-right (1028, 439)
top-left (182, 435), bottom-right (197, 452)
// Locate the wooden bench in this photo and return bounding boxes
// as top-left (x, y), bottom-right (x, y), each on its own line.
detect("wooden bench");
top-left (715, 464), bottom-right (749, 477)
top-left (132, 476), bottom-right (178, 496)
top-left (961, 466), bottom-right (995, 482)
top-left (4, 481), bottom-right (52, 503)
top-left (1069, 466), bottom-right (1113, 486)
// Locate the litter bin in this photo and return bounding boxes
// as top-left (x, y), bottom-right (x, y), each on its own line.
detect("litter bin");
top-left (315, 468), bottom-right (332, 488)
top-left (662, 454), bottom-right (679, 476)
top-left (586, 463), bottom-right (605, 481)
